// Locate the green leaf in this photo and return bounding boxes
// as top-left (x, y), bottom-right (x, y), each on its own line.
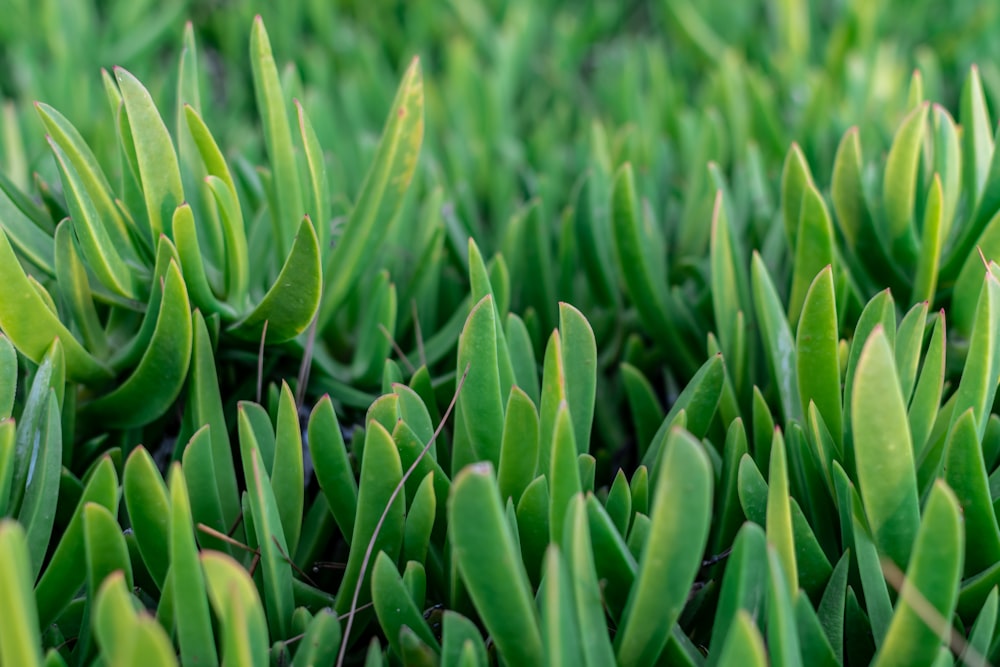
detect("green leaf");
top-left (795, 594), bottom-right (839, 667)
top-left (641, 354), bottom-right (724, 470)
top-left (716, 610), bottom-right (768, 666)
top-left (271, 381), bottom-right (304, 555)
top-left (0, 521), bottom-right (44, 667)
top-left (372, 552), bottom-right (441, 657)
top-left (752, 252), bottom-right (801, 423)
top-left (612, 163), bottom-right (695, 374)
top-left (249, 16), bottom-right (303, 258)
top-left (766, 429), bottom-right (798, 599)
top-left (950, 267), bottom-right (1000, 441)
top-left (308, 396), bottom-right (358, 541)
top-left (48, 137), bottom-right (135, 299)
top-left (559, 303), bottom-right (597, 453)
top-left (441, 612), bottom-right (487, 667)
top-left (201, 551), bottom-right (269, 667)
top-left (93, 571), bottom-right (138, 666)
top-left (788, 184), bottom-right (835, 327)
top-left (455, 295), bottom-right (504, 468)
top-left (35, 456), bottom-right (118, 626)
top-left (185, 310), bottom-right (240, 530)
top-left (0, 226), bottom-right (111, 383)
top-left (834, 462), bottom-right (893, 646)
top-left (781, 143), bottom-right (814, 251)
top-left (184, 107), bottom-right (248, 301)
top-left (562, 495), bottom-right (617, 666)
top-left (616, 428), bottom-right (713, 666)
top-left (167, 464), bottom-right (218, 667)
top-left (83, 260), bottom-right (192, 428)
top-left (180, 427), bottom-right (231, 555)
top-left (450, 463), bottom-right (544, 666)
top-left (817, 553), bottom-right (849, 664)
top-left (960, 587), bottom-right (996, 667)
top-left (35, 102), bottom-right (134, 264)
top-left (943, 409), bottom-right (1000, 576)
top-left (334, 420), bottom-right (404, 618)
top-left (707, 522), bottom-right (768, 666)
top-left (961, 66), bottom-right (993, 211)
top-left (115, 66), bottom-right (185, 242)
top-left (796, 266), bottom-right (842, 445)
top-left (319, 56), bottom-right (423, 323)
top-left (540, 544), bottom-right (585, 666)
top-left (883, 103), bottom-right (929, 268)
top-left (913, 174), bottom-right (944, 304)
top-left (123, 446), bottom-right (171, 589)
top-left (83, 501), bottom-right (133, 613)
top-left (621, 363), bottom-right (665, 458)
top-left (549, 403), bottom-right (581, 545)
top-left (17, 391), bottom-right (61, 581)
top-left (239, 411), bottom-right (297, 640)
top-left (295, 100), bottom-right (330, 252)
top-left (0, 335), bottom-right (14, 420)
top-left (172, 203), bottom-right (234, 317)
top-left (831, 127), bottom-right (871, 251)
top-left (403, 472), bottom-right (436, 565)
top-left (873, 481), bottom-right (963, 667)
top-left (516, 475), bottom-right (550, 586)
top-left (767, 548), bottom-right (804, 667)
top-left (894, 301), bottom-right (929, 406)
top-left (291, 608), bottom-right (341, 667)
top-left (497, 386), bottom-right (539, 504)
top-left (53, 220), bottom-right (108, 358)
top-left (228, 217), bottom-right (321, 343)
top-left (0, 421), bottom-right (14, 517)
top-left (852, 326), bottom-right (920, 569)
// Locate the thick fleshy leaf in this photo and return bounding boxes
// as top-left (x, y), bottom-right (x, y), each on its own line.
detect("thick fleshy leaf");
top-left (943, 409), bottom-right (1000, 576)
top-left (115, 66), bottom-right (185, 242)
top-left (497, 386), bottom-right (539, 504)
top-left (752, 252), bottom-right (800, 423)
top-left (48, 137), bottom-right (135, 298)
top-left (642, 354), bottom-right (724, 469)
top-left (612, 163), bottom-right (695, 374)
top-left (616, 428), bottom-right (712, 666)
top-left (788, 184), bottom-right (835, 327)
top-left (167, 464), bottom-right (218, 666)
top-left (455, 295), bottom-right (504, 468)
top-left (766, 429), bottom-right (798, 599)
top-left (124, 446), bottom-right (171, 589)
top-left (559, 303), bottom-right (597, 453)
top-left (238, 409), bottom-right (296, 639)
top-left (796, 266), bottom-right (842, 445)
top-left (84, 261), bottom-right (192, 427)
top-left (0, 226), bottom-right (110, 383)
top-left (873, 482), bottom-right (963, 667)
top-left (17, 391), bottom-right (61, 581)
top-left (319, 56), bottom-right (423, 322)
top-left (35, 456), bottom-right (118, 627)
top-left (951, 268), bottom-right (1000, 442)
top-left (249, 16), bottom-right (303, 257)
top-left (450, 463), bottom-right (543, 666)
top-left (334, 420), bottom-right (404, 618)
top-left (706, 522), bottom-right (768, 665)
top-left (271, 381), bottom-right (304, 554)
top-left (308, 395), bottom-right (358, 541)
top-left (372, 551), bottom-right (441, 658)
top-left (201, 551), bottom-right (269, 667)
top-left (852, 327), bottom-right (920, 569)
top-left (882, 103), bottom-right (929, 268)
top-left (228, 216), bottom-right (321, 343)
top-left (0, 521), bottom-right (44, 667)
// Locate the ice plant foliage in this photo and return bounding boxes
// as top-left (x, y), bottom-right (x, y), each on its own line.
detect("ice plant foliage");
top-left (3, 2), bottom-right (1000, 665)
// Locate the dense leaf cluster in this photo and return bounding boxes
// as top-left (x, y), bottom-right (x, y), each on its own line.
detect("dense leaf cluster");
top-left (4, 1), bottom-right (1000, 666)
